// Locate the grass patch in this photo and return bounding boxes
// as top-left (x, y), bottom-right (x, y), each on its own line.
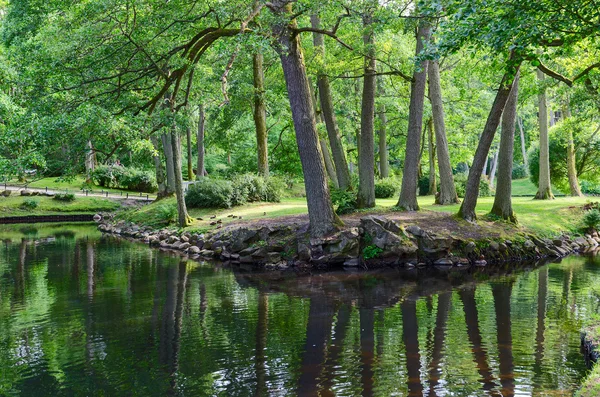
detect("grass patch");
top-left (0, 196), bottom-right (121, 216)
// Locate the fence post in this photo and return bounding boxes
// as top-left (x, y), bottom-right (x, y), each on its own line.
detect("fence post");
top-left (146, 195), bottom-right (149, 201)
top-left (45, 187), bottom-right (48, 193)
top-left (106, 191), bottom-right (108, 197)
top-left (126, 193), bottom-right (129, 199)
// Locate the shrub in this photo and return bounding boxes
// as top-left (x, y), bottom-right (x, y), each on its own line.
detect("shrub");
top-left (581, 180), bottom-right (600, 195)
top-left (374, 178), bottom-right (397, 198)
top-left (331, 187), bottom-right (356, 215)
top-left (155, 204), bottom-right (178, 225)
top-left (512, 163), bottom-right (528, 179)
top-left (91, 165), bottom-right (115, 187)
top-left (362, 245), bottom-right (383, 260)
top-left (185, 178), bottom-right (233, 208)
top-left (454, 173), bottom-right (491, 198)
top-left (53, 193), bottom-right (75, 202)
top-left (583, 209), bottom-right (600, 230)
top-left (20, 198), bottom-right (38, 210)
top-left (264, 177), bottom-right (284, 202)
top-left (119, 169), bottom-right (157, 193)
top-left (231, 174), bottom-right (283, 204)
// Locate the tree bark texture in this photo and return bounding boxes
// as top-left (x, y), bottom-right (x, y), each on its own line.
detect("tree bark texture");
top-left (535, 69), bottom-right (554, 200)
top-left (427, 118), bottom-right (437, 195)
top-left (489, 149), bottom-right (499, 189)
top-left (151, 135), bottom-right (168, 198)
top-left (321, 138), bottom-right (338, 187)
top-left (458, 61), bottom-right (521, 221)
top-left (253, 53), bottom-right (269, 177)
top-left (196, 104), bottom-right (206, 178)
top-left (491, 72), bottom-right (519, 222)
top-left (517, 116), bottom-right (529, 173)
top-left (564, 103), bottom-right (583, 196)
top-left (272, 2), bottom-right (338, 237)
top-left (161, 133), bottom-right (176, 194)
top-left (398, 21), bottom-right (432, 210)
top-left (378, 103), bottom-right (389, 178)
top-left (311, 14), bottom-right (351, 190)
top-left (170, 128), bottom-right (192, 227)
top-left (85, 140), bottom-right (96, 183)
top-left (357, 11), bottom-right (377, 208)
top-left (186, 127), bottom-right (193, 181)
top-left (428, 61), bottom-right (459, 204)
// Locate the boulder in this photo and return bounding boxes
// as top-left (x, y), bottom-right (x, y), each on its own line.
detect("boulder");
top-left (0, 190), bottom-right (10, 197)
top-left (20, 190), bottom-right (32, 196)
top-left (360, 216), bottom-right (418, 263)
top-left (434, 258), bottom-right (453, 266)
top-left (188, 246), bottom-right (201, 255)
top-left (199, 249), bottom-right (214, 257)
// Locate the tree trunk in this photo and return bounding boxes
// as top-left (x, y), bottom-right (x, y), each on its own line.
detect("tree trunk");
top-left (492, 282), bottom-right (515, 395)
top-left (151, 135), bottom-right (168, 198)
top-left (170, 128), bottom-right (192, 227)
top-left (272, 2), bottom-right (338, 237)
top-left (321, 138), bottom-right (338, 187)
top-left (489, 149), bottom-right (499, 189)
top-left (535, 68), bottom-right (554, 200)
top-left (378, 103), bottom-right (389, 178)
top-left (253, 53), bottom-right (269, 177)
top-left (186, 126), bottom-right (193, 181)
top-left (491, 72), bottom-right (519, 222)
top-left (357, 11), bottom-right (377, 208)
top-left (85, 140), bottom-right (96, 184)
top-left (397, 21), bottom-right (432, 210)
top-left (517, 116), bottom-right (529, 173)
top-left (482, 153), bottom-right (488, 177)
top-left (311, 14), bottom-right (351, 190)
top-left (428, 61), bottom-right (459, 204)
top-left (161, 133), bottom-right (176, 194)
top-left (427, 118), bottom-right (437, 195)
top-left (564, 103), bottom-right (583, 196)
top-left (196, 104), bottom-right (206, 178)
top-left (458, 62), bottom-right (521, 221)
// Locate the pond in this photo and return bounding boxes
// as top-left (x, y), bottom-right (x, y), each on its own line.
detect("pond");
top-left (0, 224), bottom-right (599, 396)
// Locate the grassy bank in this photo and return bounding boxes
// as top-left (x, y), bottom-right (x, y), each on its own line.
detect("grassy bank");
top-left (119, 193), bottom-right (592, 237)
top-left (0, 196), bottom-right (122, 217)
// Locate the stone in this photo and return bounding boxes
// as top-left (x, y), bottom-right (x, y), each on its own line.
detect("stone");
top-left (266, 252), bottom-right (282, 263)
top-left (524, 240), bottom-right (535, 249)
top-left (179, 242), bottom-right (191, 250)
top-left (434, 258), bottom-right (453, 266)
top-left (343, 258), bottom-right (360, 267)
top-left (474, 259), bottom-right (487, 267)
top-left (188, 246), bottom-right (201, 255)
top-left (553, 239), bottom-right (564, 247)
top-left (489, 241), bottom-right (500, 251)
top-left (405, 225), bottom-right (424, 237)
top-left (167, 236), bottom-right (179, 244)
top-left (199, 249), bottom-right (214, 257)
top-left (0, 190), bottom-right (11, 197)
top-left (297, 242), bottom-right (311, 262)
top-left (464, 242), bottom-right (477, 254)
top-left (20, 190), bottom-right (32, 196)
top-left (180, 235), bottom-right (189, 243)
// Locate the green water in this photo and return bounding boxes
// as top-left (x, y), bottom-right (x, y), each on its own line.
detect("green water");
top-left (0, 224), bottom-right (599, 396)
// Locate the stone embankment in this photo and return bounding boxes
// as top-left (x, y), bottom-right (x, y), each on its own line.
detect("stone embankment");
top-left (96, 213), bottom-right (600, 270)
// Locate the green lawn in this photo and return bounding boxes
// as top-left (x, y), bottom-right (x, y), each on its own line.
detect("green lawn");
top-left (0, 196), bottom-right (121, 216)
top-left (510, 178), bottom-right (560, 196)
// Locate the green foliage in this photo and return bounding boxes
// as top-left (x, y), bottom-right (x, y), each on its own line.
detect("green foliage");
top-left (581, 180), bottom-right (600, 195)
top-left (418, 176), bottom-right (430, 196)
top-left (185, 178), bottom-right (233, 209)
top-left (362, 244), bottom-right (383, 260)
top-left (53, 193), bottom-right (75, 202)
top-left (20, 198), bottom-right (38, 209)
top-left (511, 164), bottom-right (528, 180)
top-left (155, 203), bottom-right (178, 225)
top-left (91, 166), bottom-right (156, 192)
top-left (583, 209), bottom-right (600, 230)
top-left (454, 173), bottom-right (491, 198)
top-left (330, 188), bottom-right (356, 215)
top-left (231, 174), bottom-right (282, 204)
top-left (375, 178), bottom-right (397, 198)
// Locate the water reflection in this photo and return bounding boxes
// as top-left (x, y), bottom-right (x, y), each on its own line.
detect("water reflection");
top-left (0, 228), bottom-right (599, 396)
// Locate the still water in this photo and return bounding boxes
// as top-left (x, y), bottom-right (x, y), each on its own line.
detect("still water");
top-left (0, 224), bottom-right (599, 396)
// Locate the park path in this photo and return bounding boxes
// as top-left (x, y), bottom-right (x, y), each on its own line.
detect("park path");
top-left (1, 184), bottom-right (155, 202)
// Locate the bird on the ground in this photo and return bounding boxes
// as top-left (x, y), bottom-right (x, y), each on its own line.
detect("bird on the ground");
top-left (210, 215), bottom-right (216, 219)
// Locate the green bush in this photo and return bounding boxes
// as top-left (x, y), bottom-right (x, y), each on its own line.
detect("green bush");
top-left (374, 178), bottom-right (397, 198)
top-left (264, 177), bottom-right (285, 202)
top-left (155, 203), bottom-right (178, 225)
top-left (20, 198), bottom-right (38, 210)
top-left (454, 173), bottom-right (491, 198)
top-left (231, 174), bottom-right (283, 204)
top-left (119, 168), bottom-right (158, 193)
top-left (583, 209), bottom-right (600, 230)
top-left (331, 188), bottom-right (356, 215)
top-left (512, 163), bottom-right (528, 179)
top-left (91, 165), bottom-right (115, 187)
top-left (53, 193), bottom-right (75, 202)
top-left (581, 180), bottom-right (600, 195)
top-left (185, 178), bottom-right (233, 209)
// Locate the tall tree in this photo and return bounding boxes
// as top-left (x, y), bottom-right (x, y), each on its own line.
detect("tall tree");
top-left (151, 135), bottom-right (168, 198)
top-left (161, 133), bottom-right (176, 195)
top-left (378, 102), bottom-right (389, 179)
top-left (253, 52), bottom-right (269, 177)
top-left (458, 62), bottom-right (520, 221)
top-left (427, 118), bottom-right (437, 195)
top-left (169, 124), bottom-right (192, 227)
top-left (517, 116), bottom-right (529, 173)
top-left (186, 125), bottom-right (193, 181)
top-left (271, 1), bottom-right (338, 237)
top-left (357, 8), bottom-right (377, 208)
top-left (310, 14), bottom-right (351, 190)
top-left (196, 104), bottom-right (206, 178)
top-left (535, 68), bottom-right (554, 200)
top-left (397, 20), bottom-right (432, 210)
top-left (563, 102), bottom-right (583, 196)
top-left (428, 60), bottom-right (459, 204)
top-left (490, 72), bottom-right (519, 222)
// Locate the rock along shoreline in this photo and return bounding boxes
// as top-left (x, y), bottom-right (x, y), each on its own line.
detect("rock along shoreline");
top-left (95, 213), bottom-right (600, 271)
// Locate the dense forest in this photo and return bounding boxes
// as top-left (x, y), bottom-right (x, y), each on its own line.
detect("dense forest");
top-left (0, 0), bottom-right (599, 235)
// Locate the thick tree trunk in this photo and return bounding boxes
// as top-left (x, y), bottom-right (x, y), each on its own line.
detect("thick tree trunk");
top-left (196, 104), bottom-right (206, 178)
top-left (253, 53), bottom-right (269, 177)
top-left (186, 127), bottom-right (193, 181)
top-left (427, 118), bottom-right (437, 195)
top-left (564, 104), bottom-right (583, 196)
top-left (378, 103), bottom-right (389, 178)
top-left (535, 69), bottom-right (554, 200)
top-left (311, 14), bottom-right (351, 190)
top-left (85, 140), bottom-right (96, 184)
top-left (458, 63), bottom-right (521, 221)
top-left (492, 283), bottom-right (515, 395)
top-left (517, 116), bottom-right (529, 172)
top-left (357, 12), bottom-right (377, 208)
top-left (272, 2), bottom-right (338, 237)
top-left (151, 135), bottom-right (168, 198)
top-left (491, 72), bottom-right (519, 222)
top-left (170, 129), bottom-right (192, 227)
top-left (320, 138), bottom-right (338, 187)
top-left (428, 61), bottom-right (459, 204)
top-left (398, 21), bottom-right (432, 210)
top-left (489, 149), bottom-right (499, 189)
top-left (161, 133), bottom-right (176, 194)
